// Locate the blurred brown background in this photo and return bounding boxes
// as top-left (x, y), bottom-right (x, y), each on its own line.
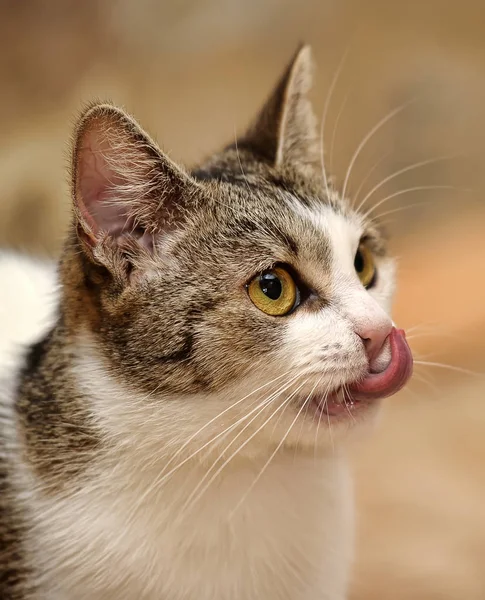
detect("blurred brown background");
top-left (1, 1), bottom-right (484, 598)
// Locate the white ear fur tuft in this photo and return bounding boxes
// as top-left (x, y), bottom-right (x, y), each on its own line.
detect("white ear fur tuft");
top-left (72, 104), bottom-right (199, 254)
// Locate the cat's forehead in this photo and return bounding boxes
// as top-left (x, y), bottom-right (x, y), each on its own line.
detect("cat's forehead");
top-left (193, 147), bottom-right (359, 238)
top-left (182, 147), bottom-right (388, 282)
top-left (183, 173), bottom-right (378, 285)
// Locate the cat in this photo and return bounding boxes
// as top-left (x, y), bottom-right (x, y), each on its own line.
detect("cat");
top-left (0, 45), bottom-right (413, 600)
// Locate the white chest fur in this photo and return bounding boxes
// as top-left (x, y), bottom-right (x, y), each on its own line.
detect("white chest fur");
top-left (33, 453), bottom-right (353, 600)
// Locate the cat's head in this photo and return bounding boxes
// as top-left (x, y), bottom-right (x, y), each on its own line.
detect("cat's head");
top-left (63, 46), bottom-right (412, 459)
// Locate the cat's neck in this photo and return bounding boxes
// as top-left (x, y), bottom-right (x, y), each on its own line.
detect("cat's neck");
top-left (14, 321), bottom-right (354, 600)
top-left (15, 320), bottom-right (348, 500)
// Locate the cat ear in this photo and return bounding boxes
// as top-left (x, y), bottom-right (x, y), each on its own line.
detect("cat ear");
top-left (72, 103), bottom-right (198, 258)
top-left (242, 45), bottom-right (319, 171)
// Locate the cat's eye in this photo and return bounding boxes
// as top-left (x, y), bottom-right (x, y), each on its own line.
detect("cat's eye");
top-left (247, 267), bottom-right (299, 316)
top-left (354, 243), bottom-right (376, 289)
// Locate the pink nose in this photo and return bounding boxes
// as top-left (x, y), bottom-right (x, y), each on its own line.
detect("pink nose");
top-left (355, 323), bottom-right (392, 362)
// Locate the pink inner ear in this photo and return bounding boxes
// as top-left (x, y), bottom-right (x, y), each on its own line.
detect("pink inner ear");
top-left (77, 128), bottom-right (133, 239)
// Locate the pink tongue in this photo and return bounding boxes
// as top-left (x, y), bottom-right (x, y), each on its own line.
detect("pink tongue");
top-left (349, 327), bottom-right (413, 401)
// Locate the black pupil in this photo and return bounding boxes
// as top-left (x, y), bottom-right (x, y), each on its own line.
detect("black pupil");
top-left (354, 249), bottom-right (364, 273)
top-left (259, 273), bottom-right (282, 300)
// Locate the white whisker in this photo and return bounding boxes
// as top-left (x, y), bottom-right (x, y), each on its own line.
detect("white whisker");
top-left (294, 377), bottom-right (323, 458)
top-left (414, 360), bottom-right (484, 377)
top-left (412, 371), bottom-right (441, 396)
top-left (178, 379), bottom-right (308, 521)
top-left (320, 47), bottom-right (350, 198)
top-left (329, 92), bottom-right (349, 175)
top-left (355, 154), bottom-right (457, 213)
top-left (342, 384), bottom-right (357, 424)
top-left (361, 185), bottom-right (469, 221)
top-left (369, 200), bottom-right (434, 223)
top-left (129, 372), bottom-right (302, 517)
top-left (353, 151), bottom-right (391, 209)
top-left (342, 98), bottom-right (416, 202)
top-left (156, 371), bottom-right (292, 480)
top-left (229, 379), bottom-right (320, 518)
top-left (315, 375), bottom-right (336, 459)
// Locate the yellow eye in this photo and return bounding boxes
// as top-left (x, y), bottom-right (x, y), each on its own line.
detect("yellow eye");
top-left (247, 266), bottom-right (299, 316)
top-left (354, 243), bottom-right (376, 289)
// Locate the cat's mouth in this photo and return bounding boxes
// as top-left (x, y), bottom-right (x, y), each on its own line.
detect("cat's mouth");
top-left (309, 328), bottom-right (413, 418)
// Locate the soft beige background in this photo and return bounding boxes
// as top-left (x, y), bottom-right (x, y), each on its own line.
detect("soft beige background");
top-left (1, 1), bottom-right (484, 598)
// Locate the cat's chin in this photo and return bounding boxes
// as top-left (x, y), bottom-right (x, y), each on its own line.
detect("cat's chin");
top-left (308, 328), bottom-right (413, 421)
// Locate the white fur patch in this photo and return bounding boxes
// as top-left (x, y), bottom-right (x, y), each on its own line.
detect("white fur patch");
top-left (21, 345), bottom-right (355, 600)
top-left (284, 201), bottom-right (395, 380)
top-left (0, 252), bottom-right (58, 377)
